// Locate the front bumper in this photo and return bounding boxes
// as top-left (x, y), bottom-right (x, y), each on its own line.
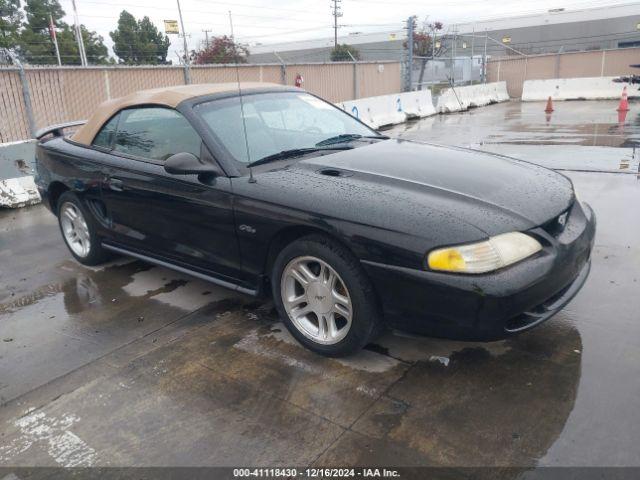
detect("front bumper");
top-left (363, 200), bottom-right (596, 341)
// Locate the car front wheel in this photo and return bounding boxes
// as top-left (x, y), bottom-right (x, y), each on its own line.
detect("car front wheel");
top-left (272, 234), bottom-right (382, 357)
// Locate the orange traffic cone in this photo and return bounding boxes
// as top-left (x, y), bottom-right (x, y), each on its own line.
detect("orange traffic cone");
top-left (617, 86), bottom-right (629, 112)
top-left (544, 96), bottom-right (554, 113)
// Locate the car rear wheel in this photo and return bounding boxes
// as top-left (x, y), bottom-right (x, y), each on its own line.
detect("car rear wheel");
top-left (57, 191), bottom-right (109, 266)
top-left (272, 234), bottom-right (382, 357)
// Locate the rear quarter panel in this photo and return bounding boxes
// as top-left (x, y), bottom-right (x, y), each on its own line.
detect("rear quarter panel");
top-left (35, 138), bottom-right (105, 216)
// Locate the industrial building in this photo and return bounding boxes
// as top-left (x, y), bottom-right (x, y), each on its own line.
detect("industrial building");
top-left (247, 3), bottom-right (640, 63)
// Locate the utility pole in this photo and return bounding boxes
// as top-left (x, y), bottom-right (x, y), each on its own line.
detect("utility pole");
top-left (71, 0), bottom-right (87, 66)
top-left (405, 15), bottom-right (415, 92)
top-left (49, 14), bottom-right (61, 66)
top-left (176, 0), bottom-right (191, 83)
top-left (331, 0), bottom-right (342, 49)
top-left (202, 29), bottom-right (212, 48)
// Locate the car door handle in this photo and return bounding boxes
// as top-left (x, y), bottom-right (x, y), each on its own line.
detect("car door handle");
top-left (107, 178), bottom-right (125, 192)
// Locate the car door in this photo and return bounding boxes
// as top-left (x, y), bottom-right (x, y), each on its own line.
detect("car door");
top-left (96, 106), bottom-right (244, 285)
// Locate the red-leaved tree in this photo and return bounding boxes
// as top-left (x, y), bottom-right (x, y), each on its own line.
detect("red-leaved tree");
top-left (192, 35), bottom-right (248, 64)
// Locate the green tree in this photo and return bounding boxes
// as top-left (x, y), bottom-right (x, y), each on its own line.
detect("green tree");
top-left (23, 0), bottom-right (63, 30)
top-left (110, 10), bottom-right (170, 64)
top-left (18, 0), bottom-right (110, 65)
top-left (81, 26), bottom-right (110, 64)
top-left (192, 35), bottom-right (247, 64)
top-left (0, 0), bottom-right (23, 50)
top-left (330, 44), bottom-right (360, 62)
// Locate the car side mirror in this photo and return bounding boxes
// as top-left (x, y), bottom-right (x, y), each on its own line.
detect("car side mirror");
top-left (164, 152), bottom-right (221, 176)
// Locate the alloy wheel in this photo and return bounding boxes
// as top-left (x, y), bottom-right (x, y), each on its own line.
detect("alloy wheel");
top-left (60, 202), bottom-right (91, 258)
top-left (281, 255), bottom-right (353, 345)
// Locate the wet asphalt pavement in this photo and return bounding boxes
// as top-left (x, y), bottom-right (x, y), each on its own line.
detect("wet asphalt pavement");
top-left (1, 100), bottom-right (639, 473)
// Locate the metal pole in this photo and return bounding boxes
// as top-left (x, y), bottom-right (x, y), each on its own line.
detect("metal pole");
top-left (347, 50), bottom-right (358, 98)
top-left (49, 14), bottom-right (61, 66)
top-left (483, 31), bottom-right (488, 83)
top-left (17, 64), bottom-right (36, 137)
top-left (274, 51), bottom-right (286, 85)
top-left (452, 26), bottom-right (457, 86)
top-left (555, 45), bottom-right (563, 78)
top-left (177, 0), bottom-right (191, 83)
top-left (432, 28), bottom-right (436, 58)
top-left (71, 0), bottom-right (87, 66)
top-left (450, 27), bottom-right (454, 86)
top-left (406, 16), bottom-right (414, 92)
top-left (470, 25), bottom-right (475, 84)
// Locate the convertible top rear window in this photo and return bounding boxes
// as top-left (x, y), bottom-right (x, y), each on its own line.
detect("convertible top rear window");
top-left (92, 114), bottom-right (119, 149)
top-left (92, 107), bottom-right (201, 162)
top-left (114, 108), bottom-right (201, 161)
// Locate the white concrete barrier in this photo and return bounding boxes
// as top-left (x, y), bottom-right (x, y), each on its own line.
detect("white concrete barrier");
top-left (0, 176), bottom-right (40, 208)
top-left (0, 140), bottom-right (40, 208)
top-left (340, 93), bottom-right (407, 129)
top-left (437, 81), bottom-right (510, 113)
top-left (521, 77), bottom-right (640, 101)
top-left (399, 90), bottom-right (437, 118)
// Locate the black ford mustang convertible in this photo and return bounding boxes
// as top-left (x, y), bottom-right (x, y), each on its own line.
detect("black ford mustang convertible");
top-left (35, 83), bottom-right (595, 356)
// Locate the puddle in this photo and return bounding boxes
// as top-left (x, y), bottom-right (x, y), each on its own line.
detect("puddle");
top-left (386, 100), bottom-right (640, 174)
top-left (368, 329), bottom-right (511, 365)
top-left (233, 323), bottom-right (403, 374)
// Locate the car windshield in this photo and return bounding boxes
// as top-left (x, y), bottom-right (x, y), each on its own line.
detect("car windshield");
top-left (194, 91), bottom-right (381, 164)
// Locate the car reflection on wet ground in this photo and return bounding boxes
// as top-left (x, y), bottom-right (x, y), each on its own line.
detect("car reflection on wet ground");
top-left (0, 100), bottom-right (639, 473)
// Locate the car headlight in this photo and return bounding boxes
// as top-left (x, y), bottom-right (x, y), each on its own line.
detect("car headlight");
top-left (427, 232), bottom-right (542, 274)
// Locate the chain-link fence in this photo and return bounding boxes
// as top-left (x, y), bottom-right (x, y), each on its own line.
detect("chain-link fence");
top-left (404, 27), bottom-right (532, 92)
top-left (0, 61), bottom-right (401, 144)
top-left (402, 16), bottom-right (640, 98)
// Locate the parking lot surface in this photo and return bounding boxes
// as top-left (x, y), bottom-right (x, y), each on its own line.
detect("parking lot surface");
top-left (1, 100), bottom-right (639, 471)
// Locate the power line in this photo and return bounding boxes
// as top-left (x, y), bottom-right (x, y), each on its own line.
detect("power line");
top-left (64, 1), bottom-right (324, 22)
top-left (236, 26), bottom-right (333, 41)
top-left (187, 0), bottom-right (326, 14)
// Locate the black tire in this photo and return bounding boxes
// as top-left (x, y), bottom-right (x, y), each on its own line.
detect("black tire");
top-left (57, 191), bottom-right (110, 266)
top-left (271, 234), bottom-right (382, 357)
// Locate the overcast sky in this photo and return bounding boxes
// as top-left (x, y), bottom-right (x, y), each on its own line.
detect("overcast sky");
top-left (53, 0), bottom-right (633, 61)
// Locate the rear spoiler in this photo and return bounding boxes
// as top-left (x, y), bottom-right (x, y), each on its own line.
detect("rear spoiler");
top-left (35, 120), bottom-right (86, 141)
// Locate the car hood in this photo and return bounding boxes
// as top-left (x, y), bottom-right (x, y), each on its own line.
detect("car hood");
top-left (294, 139), bottom-right (574, 236)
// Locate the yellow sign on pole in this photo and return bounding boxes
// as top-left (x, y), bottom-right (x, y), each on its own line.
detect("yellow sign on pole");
top-left (164, 20), bottom-right (179, 34)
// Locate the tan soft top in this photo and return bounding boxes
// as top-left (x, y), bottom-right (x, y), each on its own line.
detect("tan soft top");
top-left (72, 82), bottom-right (286, 145)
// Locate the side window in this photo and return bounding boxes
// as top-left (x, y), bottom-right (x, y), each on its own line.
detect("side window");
top-left (113, 107), bottom-right (201, 161)
top-left (92, 113), bottom-right (119, 149)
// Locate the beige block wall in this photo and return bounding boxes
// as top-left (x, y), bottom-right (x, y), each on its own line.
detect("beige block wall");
top-left (488, 47), bottom-right (640, 98)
